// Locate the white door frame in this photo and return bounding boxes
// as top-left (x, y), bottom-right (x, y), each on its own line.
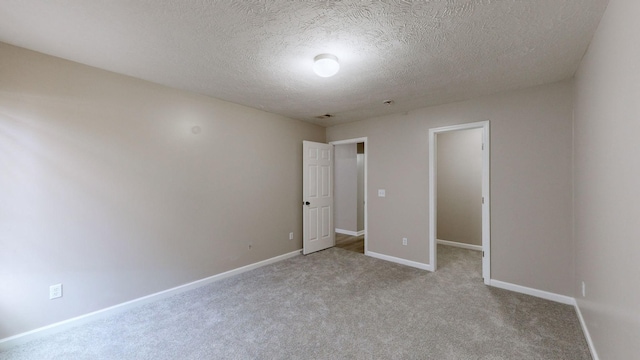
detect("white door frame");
top-left (429, 121), bottom-right (490, 284)
top-left (329, 137), bottom-right (368, 254)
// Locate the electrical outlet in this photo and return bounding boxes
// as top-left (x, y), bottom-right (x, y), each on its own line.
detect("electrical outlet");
top-left (402, 237), bottom-right (408, 246)
top-left (289, 232), bottom-right (294, 240)
top-left (49, 284), bottom-right (62, 300)
top-left (378, 189), bottom-right (386, 197)
top-left (581, 281), bottom-right (586, 297)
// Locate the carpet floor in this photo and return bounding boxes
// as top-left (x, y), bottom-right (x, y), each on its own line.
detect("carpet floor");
top-left (2, 245), bottom-right (591, 359)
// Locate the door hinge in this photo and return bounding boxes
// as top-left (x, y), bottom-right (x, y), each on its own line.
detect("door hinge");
top-left (483, 251), bottom-right (485, 257)
top-left (482, 197), bottom-right (484, 204)
top-left (482, 143), bottom-right (484, 150)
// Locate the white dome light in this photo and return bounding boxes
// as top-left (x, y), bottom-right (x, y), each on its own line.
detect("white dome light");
top-left (313, 54), bottom-right (340, 77)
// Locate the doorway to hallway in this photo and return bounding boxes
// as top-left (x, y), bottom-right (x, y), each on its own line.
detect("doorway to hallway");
top-left (331, 137), bottom-right (368, 254)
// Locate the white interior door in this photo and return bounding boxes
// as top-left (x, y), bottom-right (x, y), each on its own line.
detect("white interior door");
top-left (303, 141), bottom-right (334, 255)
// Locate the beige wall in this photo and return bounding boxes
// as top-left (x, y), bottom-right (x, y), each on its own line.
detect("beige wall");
top-left (437, 128), bottom-right (482, 246)
top-left (334, 143), bottom-right (358, 232)
top-left (327, 80), bottom-right (574, 295)
top-left (0, 43), bottom-right (325, 338)
top-left (573, 0), bottom-right (640, 358)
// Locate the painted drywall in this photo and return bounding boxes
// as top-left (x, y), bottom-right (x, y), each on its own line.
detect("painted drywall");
top-left (327, 80), bottom-right (574, 296)
top-left (334, 143), bottom-right (358, 232)
top-left (573, 0), bottom-right (640, 358)
top-left (0, 43), bottom-right (325, 339)
top-left (436, 128), bottom-right (482, 246)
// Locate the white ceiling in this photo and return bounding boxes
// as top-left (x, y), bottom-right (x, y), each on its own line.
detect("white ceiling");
top-left (0, 0), bottom-right (608, 127)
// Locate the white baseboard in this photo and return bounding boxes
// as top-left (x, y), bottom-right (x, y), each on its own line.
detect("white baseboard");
top-left (488, 280), bottom-right (599, 358)
top-left (335, 228), bottom-right (359, 236)
top-left (575, 301), bottom-right (599, 360)
top-left (437, 239), bottom-right (482, 251)
top-left (366, 251), bottom-right (433, 271)
top-left (357, 230), bottom-right (365, 236)
top-left (488, 279), bottom-right (575, 305)
top-left (0, 249), bottom-right (302, 350)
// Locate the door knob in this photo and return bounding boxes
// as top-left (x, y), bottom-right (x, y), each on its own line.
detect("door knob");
top-left (304, 201), bottom-right (310, 205)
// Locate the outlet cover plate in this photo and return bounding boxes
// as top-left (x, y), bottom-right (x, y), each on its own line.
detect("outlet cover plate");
top-left (49, 284), bottom-right (62, 299)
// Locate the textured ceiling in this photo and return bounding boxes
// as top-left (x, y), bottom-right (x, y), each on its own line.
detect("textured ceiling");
top-left (0, 0), bottom-right (608, 126)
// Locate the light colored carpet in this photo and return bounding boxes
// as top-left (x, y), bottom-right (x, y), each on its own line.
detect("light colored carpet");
top-left (2, 246), bottom-right (590, 359)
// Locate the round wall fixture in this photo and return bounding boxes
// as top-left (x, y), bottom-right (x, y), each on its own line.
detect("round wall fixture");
top-left (313, 54), bottom-right (340, 77)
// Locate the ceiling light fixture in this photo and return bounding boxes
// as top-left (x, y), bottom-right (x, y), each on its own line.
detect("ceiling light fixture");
top-left (313, 54), bottom-right (340, 77)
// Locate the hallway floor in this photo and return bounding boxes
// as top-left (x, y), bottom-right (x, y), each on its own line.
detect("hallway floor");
top-left (335, 233), bottom-right (364, 253)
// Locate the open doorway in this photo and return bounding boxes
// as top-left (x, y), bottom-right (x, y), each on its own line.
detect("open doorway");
top-left (429, 121), bottom-right (490, 284)
top-left (331, 138), bottom-right (367, 254)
